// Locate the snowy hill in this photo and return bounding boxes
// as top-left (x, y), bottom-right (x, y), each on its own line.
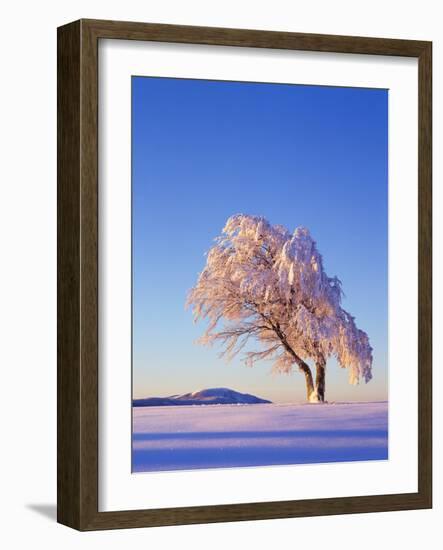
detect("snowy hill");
top-left (133, 387), bottom-right (272, 407)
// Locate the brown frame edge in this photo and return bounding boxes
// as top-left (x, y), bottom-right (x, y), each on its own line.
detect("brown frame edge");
top-left (57, 18), bottom-right (432, 531)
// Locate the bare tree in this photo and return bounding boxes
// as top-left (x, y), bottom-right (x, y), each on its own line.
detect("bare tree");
top-left (187, 214), bottom-right (373, 402)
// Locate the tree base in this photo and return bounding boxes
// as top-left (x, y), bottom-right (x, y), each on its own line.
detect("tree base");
top-left (308, 389), bottom-right (326, 403)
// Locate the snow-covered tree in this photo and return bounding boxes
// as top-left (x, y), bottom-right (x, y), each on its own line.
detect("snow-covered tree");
top-left (187, 214), bottom-right (373, 402)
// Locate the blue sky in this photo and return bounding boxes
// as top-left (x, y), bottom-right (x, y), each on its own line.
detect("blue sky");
top-left (132, 76), bottom-right (388, 403)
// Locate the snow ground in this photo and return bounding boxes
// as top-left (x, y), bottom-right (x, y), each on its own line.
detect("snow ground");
top-left (132, 401), bottom-right (388, 473)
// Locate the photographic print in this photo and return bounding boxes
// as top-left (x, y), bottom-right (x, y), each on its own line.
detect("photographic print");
top-left (131, 76), bottom-right (388, 473)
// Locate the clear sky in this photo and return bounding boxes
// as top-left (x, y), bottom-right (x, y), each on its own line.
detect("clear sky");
top-left (132, 76), bottom-right (388, 403)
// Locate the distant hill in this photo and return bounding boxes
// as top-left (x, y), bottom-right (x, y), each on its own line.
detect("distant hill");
top-left (133, 387), bottom-right (272, 407)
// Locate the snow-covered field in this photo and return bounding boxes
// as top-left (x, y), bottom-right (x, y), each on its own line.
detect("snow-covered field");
top-left (132, 401), bottom-right (388, 473)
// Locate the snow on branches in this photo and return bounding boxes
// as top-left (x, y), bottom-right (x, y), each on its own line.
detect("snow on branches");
top-left (187, 214), bottom-right (373, 401)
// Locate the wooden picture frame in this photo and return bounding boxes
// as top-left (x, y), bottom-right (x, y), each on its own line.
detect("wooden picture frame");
top-left (57, 18), bottom-right (432, 530)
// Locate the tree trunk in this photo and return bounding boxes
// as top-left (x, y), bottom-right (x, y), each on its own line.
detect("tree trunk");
top-left (265, 321), bottom-right (318, 403)
top-left (314, 360), bottom-right (326, 403)
top-left (297, 362), bottom-right (315, 402)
